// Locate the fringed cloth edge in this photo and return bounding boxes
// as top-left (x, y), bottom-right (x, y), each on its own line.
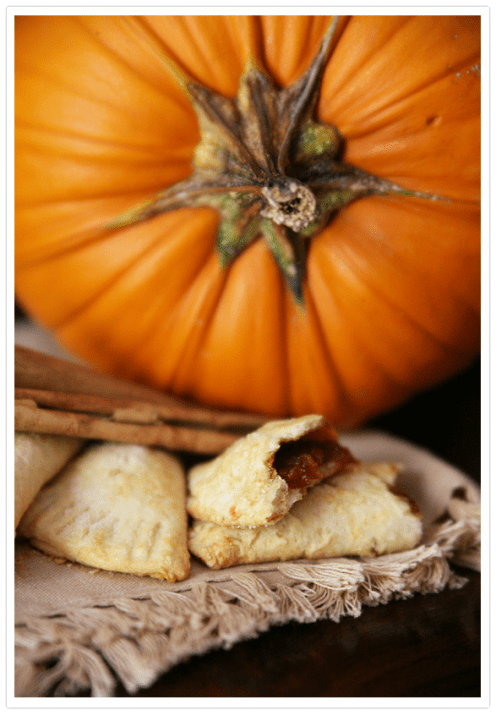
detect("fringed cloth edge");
top-left (15, 515), bottom-right (480, 698)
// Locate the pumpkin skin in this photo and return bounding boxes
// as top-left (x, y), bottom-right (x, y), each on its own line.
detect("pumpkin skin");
top-left (15, 15), bottom-right (481, 428)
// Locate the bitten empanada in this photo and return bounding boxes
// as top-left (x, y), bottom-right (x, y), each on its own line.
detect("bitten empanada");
top-left (187, 415), bottom-right (355, 527)
top-left (188, 462), bottom-right (423, 569)
top-left (18, 442), bottom-right (190, 581)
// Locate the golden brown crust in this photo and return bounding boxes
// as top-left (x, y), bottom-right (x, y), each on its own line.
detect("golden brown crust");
top-left (188, 462), bottom-right (422, 569)
top-left (15, 432), bottom-right (85, 529)
top-left (18, 442), bottom-right (190, 581)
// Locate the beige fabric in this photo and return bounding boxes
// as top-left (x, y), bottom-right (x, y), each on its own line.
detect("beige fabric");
top-left (14, 432), bottom-right (85, 529)
top-left (189, 462), bottom-right (423, 568)
top-left (18, 443), bottom-right (190, 582)
top-left (14, 428), bottom-right (481, 698)
top-left (187, 414), bottom-right (344, 526)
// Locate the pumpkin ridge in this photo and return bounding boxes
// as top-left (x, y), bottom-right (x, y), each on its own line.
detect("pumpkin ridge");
top-left (225, 16), bottom-right (264, 74)
top-left (278, 273), bottom-right (292, 417)
top-left (181, 16), bottom-right (242, 86)
top-left (16, 77), bottom-right (141, 136)
top-left (129, 224), bottom-right (223, 369)
top-left (70, 15), bottom-right (183, 101)
top-left (15, 205), bottom-right (155, 270)
top-left (40, 253), bottom-right (168, 334)
top-left (311, 278), bottom-right (448, 415)
top-left (18, 181), bottom-right (193, 208)
top-left (16, 119), bottom-right (196, 172)
top-left (16, 116), bottom-right (185, 160)
top-left (130, 16), bottom-right (206, 89)
top-left (261, 16), bottom-right (344, 87)
top-left (167, 261), bottom-right (231, 394)
top-left (65, 16), bottom-right (193, 113)
top-left (324, 56), bottom-right (480, 144)
top-left (294, 283), bottom-right (354, 418)
top-left (15, 227), bottom-right (112, 272)
top-left (307, 249), bottom-right (421, 402)
top-left (32, 210), bottom-right (215, 333)
top-left (102, 220), bottom-right (223, 378)
top-left (318, 16), bottom-right (411, 104)
top-left (137, 16), bottom-right (245, 96)
top-left (358, 58), bottom-right (481, 123)
top-left (120, 17), bottom-right (197, 112)
top-left (324, 232), bottom-right (476, 359)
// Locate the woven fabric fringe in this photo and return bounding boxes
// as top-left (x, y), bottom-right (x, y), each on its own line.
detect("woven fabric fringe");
top-left (14, 515), bottom-right (479, 698)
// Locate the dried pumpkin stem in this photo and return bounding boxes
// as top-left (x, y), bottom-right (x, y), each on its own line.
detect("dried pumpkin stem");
top-left (105, 15), bottom-right (447, 303)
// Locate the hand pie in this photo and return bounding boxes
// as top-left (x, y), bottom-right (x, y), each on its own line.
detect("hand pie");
top-left (15, 432), bottom-right (85, 529)
top-left (18, 442), bottom-right (190, 581)
top-left (187, 415), bottom-right (356, 527)
top-left (188, 462), bottom-right (423, 569)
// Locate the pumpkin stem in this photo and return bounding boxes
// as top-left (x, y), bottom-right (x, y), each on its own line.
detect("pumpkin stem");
top-left (261, 219), bottom-right (306, 304)
top-left (260, 179), bottom-right (317, 231)
top-left (104, 14), bottom-right (450, 304)
top-left (275, 16), bottom-right (343, 174)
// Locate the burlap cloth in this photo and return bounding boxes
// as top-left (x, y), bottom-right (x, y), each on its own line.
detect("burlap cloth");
top-left (14, 427), bottom-right (481, 698)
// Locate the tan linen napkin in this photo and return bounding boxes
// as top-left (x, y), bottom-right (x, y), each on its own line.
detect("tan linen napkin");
top-left (14, 430), bottom-right (480, 698)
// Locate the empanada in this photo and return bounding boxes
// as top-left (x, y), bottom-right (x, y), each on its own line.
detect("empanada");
top-left (187, 415), bottom-right (356, 527)
top-left (18, 442), bottom-right (190, 581)
top-left (188, 462), bottom-right (423, 569)
top-left (15, 432), bottom-right (85, 529)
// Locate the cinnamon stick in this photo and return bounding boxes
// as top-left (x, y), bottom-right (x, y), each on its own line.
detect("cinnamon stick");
top-left (15, 345), bottom-right (271, 454)
top-left (14, 387), bottom-right (266, 430)
top-left (15, 402), bottom-right (240, 454)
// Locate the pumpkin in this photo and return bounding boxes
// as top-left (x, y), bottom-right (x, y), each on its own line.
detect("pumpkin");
top-left (15, 15), bottom-right (481, 428)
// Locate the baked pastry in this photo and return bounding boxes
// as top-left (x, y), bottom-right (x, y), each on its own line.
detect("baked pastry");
top-left (15, 432), bottom-right (85, 529)
top-left (188, 462), bottom-right (423, 569)
top-left (18, 442), bottom-right (190, 581)
top-left (187, 414), bottom-right (356, 527)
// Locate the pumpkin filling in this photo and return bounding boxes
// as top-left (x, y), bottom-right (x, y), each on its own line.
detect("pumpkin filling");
top-left (273, 427), bottom-right (357, 492)
top-left (105, 16), bottom-right (444, 303)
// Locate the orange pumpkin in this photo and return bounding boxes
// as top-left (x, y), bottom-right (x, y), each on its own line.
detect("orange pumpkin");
top-left (15, 15), bottom-right (481, 428)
